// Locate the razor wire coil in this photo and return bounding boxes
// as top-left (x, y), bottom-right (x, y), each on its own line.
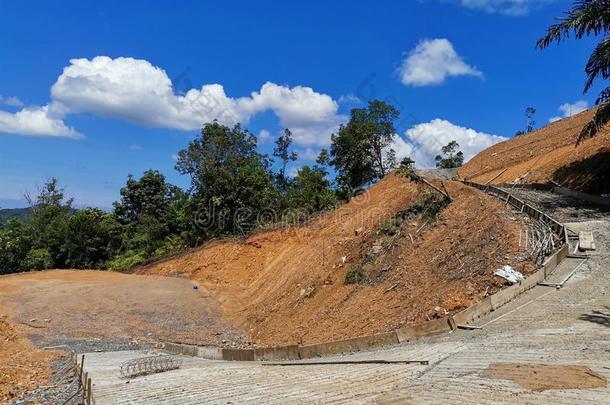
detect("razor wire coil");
top-left (119, 355), bottom-right (183, 378)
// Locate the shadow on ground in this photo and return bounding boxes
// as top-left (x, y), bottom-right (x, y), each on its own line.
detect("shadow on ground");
top-left (579, 306), bottom-right (610, 328)
top-left (553, 149), bottom-right (610, 195)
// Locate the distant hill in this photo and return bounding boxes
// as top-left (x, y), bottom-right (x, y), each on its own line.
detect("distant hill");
top-left (0, 208), bottom-right (32, 227)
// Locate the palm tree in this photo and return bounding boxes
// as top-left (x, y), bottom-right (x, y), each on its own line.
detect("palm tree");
top-left (537, 0), bottom-right (610, 142)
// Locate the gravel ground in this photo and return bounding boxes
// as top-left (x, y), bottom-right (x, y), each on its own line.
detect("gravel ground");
top-left (500, 187), bottom-right (610, 222)
top-left (12, 354), bottom-right (79, 405)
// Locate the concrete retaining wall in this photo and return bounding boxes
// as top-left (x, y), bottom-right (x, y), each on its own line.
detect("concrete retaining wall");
top-left (395, 317), bottom-right (453, 343)
top-left (222, 348), bottom-right (255, 361)
top-left (163, 342), bottom-right (223, 360)
top-left (298, 331), bottom-right (399, 359)
top-left (254, 345), bottom-right (300, 361)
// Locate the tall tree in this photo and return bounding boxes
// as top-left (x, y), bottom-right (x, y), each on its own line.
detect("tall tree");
top-left (330, 100), bottom-right (399, 191)
top-left (113, 169), bottom-right (183, 256)
top-left (537, 0), bottom-right (610, 141)
top-left (273, 128), bottom-right (298, 191)
top-left (113, 169), bottom-right (179, 225)
top-left (175, 122), bottom-right (277, 235)
top-left (435, 141), bottom-right (464, 169)
top-left (525, 107), bottom-right (536, 133)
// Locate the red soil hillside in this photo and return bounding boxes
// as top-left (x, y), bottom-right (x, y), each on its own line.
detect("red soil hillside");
top-left (137, 173), bottom-right (534, 347)
top-left (458, 108), bottom-right (610, 194)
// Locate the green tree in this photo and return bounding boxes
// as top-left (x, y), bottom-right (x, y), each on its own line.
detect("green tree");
top-left (537, 0), bottom-right (610, 141)
top-left (63, 208), bottom-right (122, 269)
top-left (316, 148), bottom-right (330, 166)
top-left (287, 165), bottom-right (337, 213)
top-left (331, 100), bottom-right (399, 192)
top-left (175, 122), bottom-right (278, 236)
top-left (525, 106), bottom-right (536, 133)
top-left (24, 178), bottom-right (73, 268)
top-left (113, 170), bottom-right (183, 257)
top-left (435, 141), bottom-right (464, 169)
top-left (0, 219), bottom-right (31, 274)
top-left (273, 128), bottom-right (298, 191)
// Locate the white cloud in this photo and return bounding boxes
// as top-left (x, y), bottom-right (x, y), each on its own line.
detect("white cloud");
top-left (0, 104), bottom-right (82, 139)
top-left (456, 0), bottom-right (552, 16)
top-left (338, 94), bottom-right (362, 104)
top-left (46, 56), bottom-right (342, 146)
top-left (392, 118), bottom-right (506, 168)
top-left (128, 144), bottom-right (143, 150)
top-left (238, 81), bottom-right (344, 146)
top-left (400, 38), bottom-right (483, 86)
top-left (0, 95), bottom-right (24, 107)
top-left (549, 100), bottom-right (588, 123)
top-left (257, 129), bottom-right (272, 145)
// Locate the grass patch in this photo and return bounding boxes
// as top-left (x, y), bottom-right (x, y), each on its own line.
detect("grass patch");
top-left (344, 265), bottom-right (366, 284)
top-left (378, 217), bottom-right (402, 236)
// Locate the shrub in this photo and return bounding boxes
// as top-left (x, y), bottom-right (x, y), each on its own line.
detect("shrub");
top-left (23, 248), bottom-right (53, 270)
top-left (378, 218), bottom-right (402, 236)
top-left (153, 235), bottom-right (186, 258)
top-left (402, 192), bottom-right (449, 222)
top-left (345, 265), bottom-right (366, 284)
top-left (106, 250), bottom-right (146, 271)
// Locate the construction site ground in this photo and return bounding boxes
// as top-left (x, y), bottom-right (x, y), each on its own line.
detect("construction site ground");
top-left (0, 174), bottom-right (539, 403)
top-left (79, 217), bottom-right (610, 404)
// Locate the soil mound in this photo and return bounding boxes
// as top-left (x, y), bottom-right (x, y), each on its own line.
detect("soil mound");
top-left (138, 174), bottom-right (533, 346)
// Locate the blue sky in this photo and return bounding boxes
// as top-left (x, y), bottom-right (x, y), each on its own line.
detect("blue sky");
top-left (0, 0), bottom-right (601, 209)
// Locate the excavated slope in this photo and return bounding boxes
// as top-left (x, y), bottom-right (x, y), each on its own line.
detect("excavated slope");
top-left (458, 108), bottom-right (610, 194)
top-left (138, 173), bottom-right (533, 346)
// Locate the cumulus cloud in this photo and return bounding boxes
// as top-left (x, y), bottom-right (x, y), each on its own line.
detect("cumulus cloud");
top-left (0, 95), bottom-right (24, 107)
top-left (456, 0), bottom-right (553, 16)
top-left (549, 100), bottom-right (589, 123)
top-left (238, 81), bottom-right (345, 146)
top-left (0, 104), bottom-right (82, 139)
top-left (399, 39), bottom-right (483, 86)
top-left (392, 118), bottom-right (506, 168)
top-left (46, 56), bottom-right (342, 146)
top-left (1, 56), bottom-right (343, 143)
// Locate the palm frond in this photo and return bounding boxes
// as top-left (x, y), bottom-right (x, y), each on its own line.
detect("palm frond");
top-left (578, 101), bottom-right (610, 142)
top-left (596, 86), bottom-right (610, 104)
top-left (537, 0), bottom-right (610, 49)
top-left (584, 35), bottom-right (610, 92)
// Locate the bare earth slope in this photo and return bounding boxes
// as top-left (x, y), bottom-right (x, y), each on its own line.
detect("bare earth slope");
top-left (138, 174), bottom-right (533, 346)
top-left (458, 108), bottom-right (610, 194)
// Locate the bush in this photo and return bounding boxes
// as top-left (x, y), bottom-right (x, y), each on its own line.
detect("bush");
top-left (403, 193), bottom-right (449, 222)
top-left (378, 218), bottom-right (402, 236)
top-left (153, 235), bottom-right (186, 258)
top-left (345, 265), bottom-right (366, 284)
top-left (23, 248), bottom-right (53, 270)
top-left (106, 250), bottom-right (146, 270)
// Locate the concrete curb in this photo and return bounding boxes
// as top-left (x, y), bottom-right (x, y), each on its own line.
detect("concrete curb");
top-left (162, 181), bottom-right (570, 362)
